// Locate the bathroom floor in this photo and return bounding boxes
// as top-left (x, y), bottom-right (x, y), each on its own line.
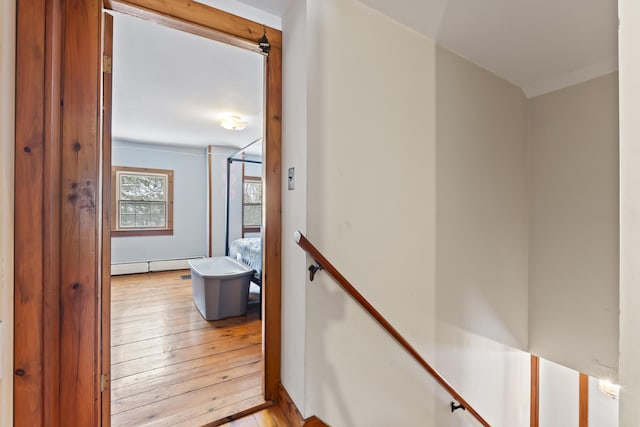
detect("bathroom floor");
top-left (110, 270), bottom-right (263, 426)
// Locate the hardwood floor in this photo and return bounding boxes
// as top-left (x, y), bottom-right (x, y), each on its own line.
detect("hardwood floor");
top-left (218, 406), bottom-right (290, 427)
top-left (111, 270), bottom-right (264, 426)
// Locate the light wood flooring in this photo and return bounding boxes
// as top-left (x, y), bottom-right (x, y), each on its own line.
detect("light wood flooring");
top-left (111, 270), bottom-right (264, 427)
top-left (219, 406), bottom-right (290, 427)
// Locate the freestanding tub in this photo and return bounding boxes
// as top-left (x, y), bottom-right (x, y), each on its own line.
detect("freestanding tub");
top-left (188, 257), bottom-right (254, 320)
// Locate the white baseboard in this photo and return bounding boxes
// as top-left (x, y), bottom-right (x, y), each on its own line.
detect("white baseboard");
top-left (111, 257), bottom-right (203, 276)
top-left (149, 259), bottom-right (191, 272)
top-left (111, 262), bottom-right (149, 275)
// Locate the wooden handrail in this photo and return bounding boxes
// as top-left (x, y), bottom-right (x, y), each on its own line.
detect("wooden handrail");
top-left (294, 231), bottom-right (491, 427)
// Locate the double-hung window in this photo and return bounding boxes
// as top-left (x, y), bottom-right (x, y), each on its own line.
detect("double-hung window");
top-left (242, 176), bottom-right (262, 235)
top-left (112, 166), bottom-right (174, 236)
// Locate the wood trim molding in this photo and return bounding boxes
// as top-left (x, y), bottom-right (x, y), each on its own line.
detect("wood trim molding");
top-left (304, 417), bottom-right (330, 427)
top-left (530, 355), bottom-right (539, 427)
top-left (15, 1), bottom-right (49, 424)
top-left (278, 383), bottom-right (329, 427)
top-left (579, 373), bottom-right (589, 427)
top-left (263, 45), bottom-right (282, 401)
top-left (112, 165), bottom-right (174, 175)
top-left (59, 1), bottom-right (103, 424)
top-left (43, 0), bottom-right (64, 424)
top-left (203, 401), bottom-right (274, 426)
top-left (111, 229), bottom-right (173, 237)
top-left (105, 0), bottom-right (282, 50)
top-left (277, 383), bottom-right (305, 425)
top-left (101, 12), bottom-right (114, 425)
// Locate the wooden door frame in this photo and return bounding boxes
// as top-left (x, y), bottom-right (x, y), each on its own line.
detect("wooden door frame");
top-left (530, 355), bottom-right (539, 427)
top-left (14, 0), bottom-right (282, 424)
top-left (101, 12), bottom-right (114, 425)
top-left (102, 0), bottom-right (283, 406)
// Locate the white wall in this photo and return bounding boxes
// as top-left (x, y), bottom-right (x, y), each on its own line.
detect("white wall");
top-left (243, 160), bottom-right (261, 178)
top-left (209, 146), bottom-right (236, 256)
top-left (287, 2), bottom-right (622, 424)
top-left (305, 1), bottom-right (438, 424)
top-left (588, 377), bottom-right (619, 427)
top-left (111, 140), bottom-right (207, 263)
top-left (208, 147), bottom-right (261, 256)
top-left (539, 358), bottom-right (579, 427)
top-left (527, 73), bottom-right (619, 377)
top-left (301, 0), bottom-right (532, 425)
top-left (537, 362), bottom-right (618, 427)
top-left (434, 46), bottom-right (530, 426)
top-left (0, 0), bottom-right (15, 425)
top-left (435, 326), bottom-right (531, 426)
top-left (281, 0), bottom-right (308, 413)
top-left (618, 0), bottom-right (640, 423)
top-left (198, 0), bottom-right (281, 30)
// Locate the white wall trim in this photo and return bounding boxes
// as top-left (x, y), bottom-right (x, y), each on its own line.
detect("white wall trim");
top-left (111, 257), bottom-right (203, 275)
top-left (149, 259), bottom-right (192, 272)
top-left (619, 0), bottom-right (640, 423)
top-left (111, 262), bottom-right (150, 276)
top-left (0, 0), bottom-right (15, 425)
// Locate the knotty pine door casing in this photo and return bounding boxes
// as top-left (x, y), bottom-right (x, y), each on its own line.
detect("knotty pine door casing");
top-left (14, 0), bottom-right (67, 424)
top-left (101, 11), bottom-right (114, 426)
top-left (15, 0), bottom-right (47, 422)
top-left (16, 1), bottom-right (118, 425)
top-left (59, 1), bottom-right (103, 425)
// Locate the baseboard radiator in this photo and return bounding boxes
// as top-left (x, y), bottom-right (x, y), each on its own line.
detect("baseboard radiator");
top-left (111, 257), bottom-right (204, 276)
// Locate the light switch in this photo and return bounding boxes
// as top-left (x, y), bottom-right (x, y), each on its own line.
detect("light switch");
top-left (288, 167), bottom-right (295, 190)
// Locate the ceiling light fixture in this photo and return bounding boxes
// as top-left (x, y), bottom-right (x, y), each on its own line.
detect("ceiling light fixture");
top-left (220, 115), bottom-right (248, 131)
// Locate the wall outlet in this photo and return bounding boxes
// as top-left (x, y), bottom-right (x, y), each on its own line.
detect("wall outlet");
top-left (288, 167), bottom-right (295, 190)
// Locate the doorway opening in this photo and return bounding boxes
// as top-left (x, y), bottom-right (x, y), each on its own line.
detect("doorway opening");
top-left (106, 9), bottom-right (266, 425)
top-left (13, 0), bottom-right (281, 425)
top-left (102, 2), bottom-right (282, 425)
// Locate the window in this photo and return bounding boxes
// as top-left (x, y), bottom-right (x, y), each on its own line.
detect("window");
top-left (242, 176), bottom-right (262, 234)
top-left (112, 166), bottom-right (174, 236)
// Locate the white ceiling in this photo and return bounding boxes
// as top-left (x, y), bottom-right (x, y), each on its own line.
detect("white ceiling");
top-left (112, 0), bottom-right (618, 150)
top-left (356, 0), bottom-right (618, 97)
top-left (222, 0), bottom-right (291, 21)
top-left (112, 12), bottom-right (265, 150)
top-left (240, 0), bottom-right (617, 97)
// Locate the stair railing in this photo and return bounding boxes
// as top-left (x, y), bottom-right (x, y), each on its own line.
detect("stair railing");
top-left (294, 231), bottom-right (491, 427)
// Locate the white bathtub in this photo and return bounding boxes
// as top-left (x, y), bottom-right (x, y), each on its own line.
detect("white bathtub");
top-left (188, 256), bottom-right (254, 320)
